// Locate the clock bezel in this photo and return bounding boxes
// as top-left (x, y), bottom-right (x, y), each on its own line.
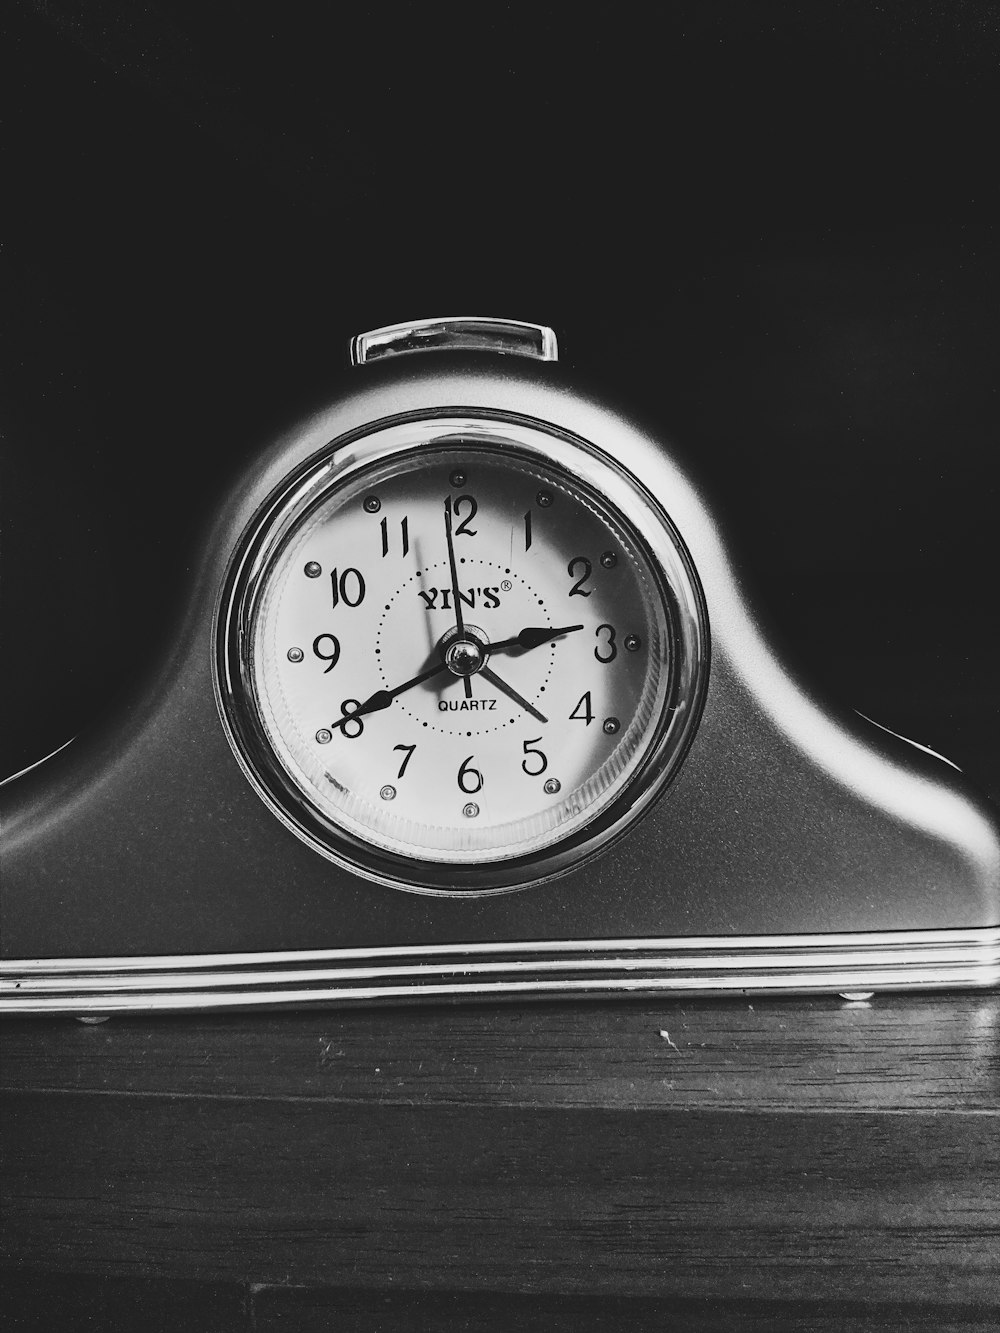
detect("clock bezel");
top-left (215, 411), bottom-right (710, 894)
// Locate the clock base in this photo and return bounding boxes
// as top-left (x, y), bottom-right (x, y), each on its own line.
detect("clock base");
top-left (4, 928), bottom-right (997, 1015)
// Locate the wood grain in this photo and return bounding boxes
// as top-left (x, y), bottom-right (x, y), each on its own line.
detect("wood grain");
top-left (0, 1273), bottom-right (247, 1333)
top-left (250, 1286), bottom-right (1000, 1333)
top-left (2, 993), bottom-right (999, 1317)
top-left (2, 1275), bottom-right (997, 1332)
top-left (3, 992), bottom-right (998, 1111)
top-left (2, 1090), bottom-right (998, 1301)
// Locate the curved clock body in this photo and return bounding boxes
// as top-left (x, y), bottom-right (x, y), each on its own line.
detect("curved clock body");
top-left (2, 320), bottom-right (998, 1011)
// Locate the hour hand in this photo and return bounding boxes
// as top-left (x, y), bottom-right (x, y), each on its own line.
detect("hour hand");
top-left (489, 624), bottom-right (584, 654)
top-left (330, 660), bottom-right (449, 730)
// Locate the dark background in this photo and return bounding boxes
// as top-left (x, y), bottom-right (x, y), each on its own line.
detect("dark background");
top-left (3, 0), bottom-right (998, 806)
top-left (3, 9), bottom-right (1000, 1328)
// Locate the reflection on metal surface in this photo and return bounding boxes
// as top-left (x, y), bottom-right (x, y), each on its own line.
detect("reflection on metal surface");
top-left (351, 317), bottom-right (559, 365)
top-left (2, 929), bottom-right (997, 1015)
top-left (855, 712), bottom-right (963, 772)
top-left (0, 735), bottom-right (76, 788)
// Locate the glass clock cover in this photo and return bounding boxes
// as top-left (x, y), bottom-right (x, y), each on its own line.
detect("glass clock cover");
top-left (218, 415), bottom-right (707, 893)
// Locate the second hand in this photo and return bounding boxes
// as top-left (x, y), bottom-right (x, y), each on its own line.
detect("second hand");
top-left (443, 495), bottom-right (473, 699)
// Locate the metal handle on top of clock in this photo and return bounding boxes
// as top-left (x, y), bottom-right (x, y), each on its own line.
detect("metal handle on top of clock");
top-left (351, 317), bottom-right (559, 366)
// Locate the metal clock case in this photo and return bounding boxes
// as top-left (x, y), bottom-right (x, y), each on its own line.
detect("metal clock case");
top-left (2, 317), bottom-right (998, 1013)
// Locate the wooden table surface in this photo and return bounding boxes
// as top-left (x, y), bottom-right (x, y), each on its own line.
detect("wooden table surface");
top-left (2, 992), bottom-right (998, 1330)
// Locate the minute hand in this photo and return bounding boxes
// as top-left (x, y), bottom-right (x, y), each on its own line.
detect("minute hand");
top-left (478, 666), bottom-right (548, 724)
top-left (489, 624), bottom-right (584, 654)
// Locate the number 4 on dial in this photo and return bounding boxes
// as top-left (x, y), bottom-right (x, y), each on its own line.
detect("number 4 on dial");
top-left (570, 691), bottom-right (594, 725)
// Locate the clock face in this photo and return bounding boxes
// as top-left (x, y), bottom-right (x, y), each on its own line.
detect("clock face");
top-left (218, 416), bottom-right (708, 893)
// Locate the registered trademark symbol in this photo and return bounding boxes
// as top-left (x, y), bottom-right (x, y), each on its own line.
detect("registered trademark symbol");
top-left (501, 579), bottom-right (512, 591)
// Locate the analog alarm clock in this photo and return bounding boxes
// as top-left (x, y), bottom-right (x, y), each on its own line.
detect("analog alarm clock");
top-left (2, 317), bottom-right (998, 1012)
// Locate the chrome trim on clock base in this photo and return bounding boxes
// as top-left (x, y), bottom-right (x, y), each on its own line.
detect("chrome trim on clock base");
top-left (2, 929), bottom-right (997, 1015)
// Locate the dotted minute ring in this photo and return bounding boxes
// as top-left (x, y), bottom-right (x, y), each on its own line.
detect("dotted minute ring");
top-left (375, 559), bottom-right (555, 736)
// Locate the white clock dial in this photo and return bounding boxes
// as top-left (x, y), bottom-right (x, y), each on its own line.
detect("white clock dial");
top-left (219, 417), bottom-right (707, 893)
